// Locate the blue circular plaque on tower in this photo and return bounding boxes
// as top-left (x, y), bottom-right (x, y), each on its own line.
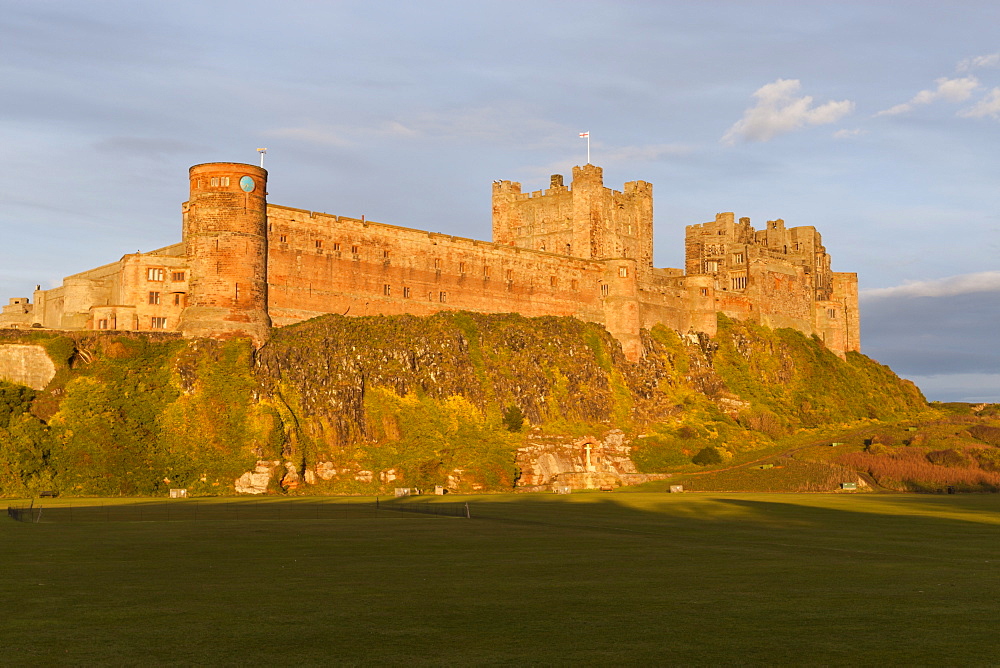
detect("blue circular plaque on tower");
top-left (240, 175), bottom-right (255, 192)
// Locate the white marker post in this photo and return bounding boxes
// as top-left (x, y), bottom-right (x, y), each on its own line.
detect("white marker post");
top-left (257, 148), bottom-right (267, 168)
top-left (579, 132), bottom-right (590, 164)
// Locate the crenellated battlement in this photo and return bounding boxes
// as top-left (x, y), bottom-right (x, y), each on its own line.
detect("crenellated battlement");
top-left (1, 161), bottom-right (859, 359)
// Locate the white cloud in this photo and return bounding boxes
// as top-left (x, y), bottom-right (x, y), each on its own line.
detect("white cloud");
top-left (832, 128), bottom-right (865, 139)
top-left (876, 76), bottom-right (979, 116)
top-left (861, 271), bottom-right (1000, 299)
top-left (959, 87), bottom-right (1000, 120)
top-left (721, 79), bottom-right (854, 145)
top-left (957, 53), bottom-right (1000, 72)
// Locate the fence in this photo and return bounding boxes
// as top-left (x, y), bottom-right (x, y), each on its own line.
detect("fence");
top-left (7, 502), bottom-right (43, 523)
top-left (378, 500), bottom-right (471, 518)
top-left (5, 497), bottom-right (471, 523)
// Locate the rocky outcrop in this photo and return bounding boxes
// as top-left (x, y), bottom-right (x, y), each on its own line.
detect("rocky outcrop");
top-left (515, 429), bottom-right (668, 490)
top-left (235, 460), bottom-right (281, 494)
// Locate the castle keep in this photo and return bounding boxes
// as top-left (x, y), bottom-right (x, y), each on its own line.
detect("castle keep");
top-left (0, 162), bottom-right (860, 358)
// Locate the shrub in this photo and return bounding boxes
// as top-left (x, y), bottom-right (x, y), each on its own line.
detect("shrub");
top-left (968, 424), bottom-right (1000, 446)
top-left (502, 405), bottom-right (525, 432)
top-left (0, 381), bottom-right (36, 429)
top-left (926, 449), bottom-right (971, 468)
top-left (692, 446), bottom-right (726, 466)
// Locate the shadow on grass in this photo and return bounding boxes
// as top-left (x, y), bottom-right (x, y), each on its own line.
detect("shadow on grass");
top-left (5, 497), bottom-right (472, 523)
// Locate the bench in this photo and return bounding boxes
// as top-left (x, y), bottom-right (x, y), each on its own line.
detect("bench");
top-left (39, 491), bottom-right (58, 498)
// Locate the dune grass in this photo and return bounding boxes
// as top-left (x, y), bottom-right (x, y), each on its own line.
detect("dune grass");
top-left (3, 492), bottom-right (1000, 666)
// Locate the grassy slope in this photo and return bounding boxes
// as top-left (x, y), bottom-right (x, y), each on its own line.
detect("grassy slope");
top-left (3, 493), bottom-right (1000, 665)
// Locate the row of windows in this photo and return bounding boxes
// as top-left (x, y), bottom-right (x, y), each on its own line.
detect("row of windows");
top-left (96, 317), bottom-right (167, 330)
top-left (210, 177), bottom-right (230, 187)
top-left (377, 277), bottom-right (590, 300)
top-left (731, 276), bottom-right (747, 290)
top-left (275, 235), bottom-right (595, 274)
top-left (515, 224), bottom-right (635, 236)
top-left (381, 285), bottom-right (447, 302)
top-left (147, 268), bottom-right (186, 282)
top-left (703, 254), bottom-right (744, 273)
top-left (148, 292), bottom-right (185, 306)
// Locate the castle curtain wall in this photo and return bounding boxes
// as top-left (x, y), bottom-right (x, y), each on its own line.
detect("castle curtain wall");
top-left (265, 206), bottom-right (608, 329)
top-left (2, 161), bottom-right (860, 359)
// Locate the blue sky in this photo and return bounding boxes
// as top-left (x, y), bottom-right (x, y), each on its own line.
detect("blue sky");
top-left (1, 0), bottom-right (998, 401)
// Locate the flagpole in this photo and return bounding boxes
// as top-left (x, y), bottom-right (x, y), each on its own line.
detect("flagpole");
top-left (579, 132), bottom-right (590, 164)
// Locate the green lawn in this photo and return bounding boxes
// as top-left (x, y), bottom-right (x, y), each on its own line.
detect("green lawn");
top-left (3, 493), bottom-right (999, 666)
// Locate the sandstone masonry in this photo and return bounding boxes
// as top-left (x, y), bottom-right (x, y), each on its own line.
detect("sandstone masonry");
top-left (0, 162), bottom-right (860, 358)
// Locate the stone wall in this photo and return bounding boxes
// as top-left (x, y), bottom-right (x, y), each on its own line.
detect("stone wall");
top-left (0, 344), bottom-right (55, 390)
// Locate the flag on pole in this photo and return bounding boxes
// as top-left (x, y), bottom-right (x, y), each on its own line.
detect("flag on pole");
top-left (579, 132), bottom-right (589, 138)
top-left (579, 132), bottom-right (591, 163)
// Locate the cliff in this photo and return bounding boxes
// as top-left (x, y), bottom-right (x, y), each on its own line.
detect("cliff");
top-left (0, 313), bottom-right (924, 496)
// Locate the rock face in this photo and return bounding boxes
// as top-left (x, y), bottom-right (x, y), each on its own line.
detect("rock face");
top-left (515, 429), bottom-right (669, 490)
top-left (235, 460), bottom-right (280, 494)
top-left (0, 344), bottom-right (55, 390)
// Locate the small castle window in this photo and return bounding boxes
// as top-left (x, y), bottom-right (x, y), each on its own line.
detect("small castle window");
top-left (439, 291), bottom-right (447, 303)
top-left (428, 291), bottom-right (434, 301)
top-left (733, 253), bottom-right (744, 264)
top-left (483, 266), bottom-right (491, 278)
top-left (220, 177), bottom-right (229, 187)
top-left (434, 258), bottom-right (441, 269)
top-left (151, 317), bottom-right (167, 329)
top-left (147, 268), bottom-right (165, 281)
top-left (97, 319), bottom-right (108, 330)
top-left (505, 269), bottom-right (513, 281)
top-left (403, 287), bottom-right (411, 298)
top-left (571, 279), bottom-right (578, 291)
top-left (383, 250), bottom-right (390, 259)
top-left (601, 284), bottom-right (609, 297)
top-left (171, 271), bottom-right (185, 282)
top-left (316, 240), bottom-right (324, 249)
top-left (210, 177), bottom-right (219, 187)
top-left (173, 293), bottom-right (184, 306)
top-left (550, 276), bottom-right (557, 288)
top-left (148, 291), bottom-right (161, 305)
top-left (383, 284), bottom-right (391, 296)
top-left (731, 275), bottom-right (747, 290)
top-left (705, 260), bottom-right (718, 272)
top-left (618, 267), bottom-right (628, 278)
top-left (828, 308), bottom-right (837, 319)
top-left (351, 245), bottom-right (359, 254)
top-left (459, 262), bottom-right (466, 274)
top-left (333, 242), bottom-right (341, 252)
top-left (279, 234), bottom-right (288, 243)
top-left (700, 287), bottom-right (709, 296)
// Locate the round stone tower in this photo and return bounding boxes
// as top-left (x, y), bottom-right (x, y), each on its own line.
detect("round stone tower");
top-left (177, 162), bottom-right (271, 344)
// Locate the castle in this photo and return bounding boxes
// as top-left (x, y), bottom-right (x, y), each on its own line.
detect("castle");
top-left (0, 162), bottom-right (860, 359)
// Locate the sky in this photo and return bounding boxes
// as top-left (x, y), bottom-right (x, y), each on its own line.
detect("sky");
top-left (1, 0), bottom-right (998, 402)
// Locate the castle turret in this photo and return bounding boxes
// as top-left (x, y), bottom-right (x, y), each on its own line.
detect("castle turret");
top-left (177, 162), bottom-right (271, 344)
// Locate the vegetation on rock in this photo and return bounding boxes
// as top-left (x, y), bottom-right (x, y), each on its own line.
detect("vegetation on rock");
top-left (0, 311), bottom-right (940, 496)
